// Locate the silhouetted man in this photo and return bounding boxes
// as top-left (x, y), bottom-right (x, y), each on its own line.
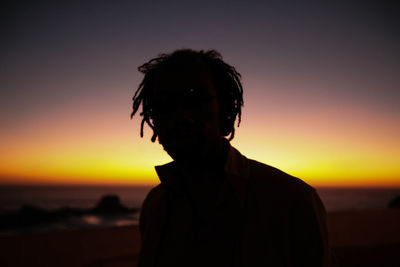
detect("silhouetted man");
top-left (131, 49), bottom-right (335, 267)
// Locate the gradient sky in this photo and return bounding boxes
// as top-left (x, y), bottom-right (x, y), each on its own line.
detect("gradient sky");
top-left (1, 1), bottom-right (399, 186)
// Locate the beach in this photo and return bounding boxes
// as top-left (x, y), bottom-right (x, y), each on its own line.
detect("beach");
top-left (1, 208), bottom-right (399, 267)
top-left (327, 208), bottom-right (400, 266)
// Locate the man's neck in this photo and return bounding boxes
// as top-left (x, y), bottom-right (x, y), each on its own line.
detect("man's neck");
top-left (176, 138), bottom-right (229, 176)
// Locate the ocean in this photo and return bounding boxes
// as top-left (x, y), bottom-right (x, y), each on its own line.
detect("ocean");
top-left (0, 185), bottom-right (399, 234)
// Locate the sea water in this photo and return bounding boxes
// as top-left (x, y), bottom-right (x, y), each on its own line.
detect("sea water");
top-left (0, 185), bottom-right (152, 212)
top-left (0, 185), bottom-right (399, 233)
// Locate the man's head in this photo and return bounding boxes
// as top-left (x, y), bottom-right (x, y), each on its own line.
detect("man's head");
top-left (131, 49), bottom-right (243, 163)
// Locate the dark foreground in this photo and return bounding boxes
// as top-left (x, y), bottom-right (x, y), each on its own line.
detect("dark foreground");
top-left (1, 208), bottom-right (399, 267)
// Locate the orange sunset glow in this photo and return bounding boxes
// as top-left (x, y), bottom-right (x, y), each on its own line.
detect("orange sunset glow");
top-left (1, 83), bottom-right (399, 187)
top-left (1, 2), bottom-right (399, 187)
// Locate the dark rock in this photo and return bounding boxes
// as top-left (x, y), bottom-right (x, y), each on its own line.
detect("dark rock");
top-left (388, 196), bottom-right (400, 208)
top-left (91, 195), bottom-right (130, 214)
top-left (0, 194), bottom-right (139, 231)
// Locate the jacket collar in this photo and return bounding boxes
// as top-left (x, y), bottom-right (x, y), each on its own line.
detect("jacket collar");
top-left (154, 141), bottom-right (250, 207)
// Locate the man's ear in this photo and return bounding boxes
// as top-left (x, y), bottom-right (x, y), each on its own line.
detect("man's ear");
top-left (219, 112), bottom-right (233, 137)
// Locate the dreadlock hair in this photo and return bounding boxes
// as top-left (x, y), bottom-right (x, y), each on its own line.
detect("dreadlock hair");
top-left (131, 49), bottom-right (244, 142)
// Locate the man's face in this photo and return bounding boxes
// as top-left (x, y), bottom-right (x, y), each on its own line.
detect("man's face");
top-left (150, 67), bottom-right (222, 164)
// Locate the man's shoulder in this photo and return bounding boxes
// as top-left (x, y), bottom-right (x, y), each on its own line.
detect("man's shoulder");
top-left (142, 184), bottom-right (167, 211)
top-left (227, 145), bottom-right (315, 200)
top-left (140, 184), bottom-right (167, 229)
top-left (247, 158), bottom-right (315, 195)
top-left (245, 158), bottom-right (324, 218)
top-left (145, 184), bottom-right (166, 200)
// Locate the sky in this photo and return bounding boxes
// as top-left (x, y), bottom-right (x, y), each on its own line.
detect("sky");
top-left (1, 1), bottom-right (399, 187)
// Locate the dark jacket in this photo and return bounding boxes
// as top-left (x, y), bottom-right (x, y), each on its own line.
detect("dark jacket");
top-left (138, 144), bottom-right (335, 267)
